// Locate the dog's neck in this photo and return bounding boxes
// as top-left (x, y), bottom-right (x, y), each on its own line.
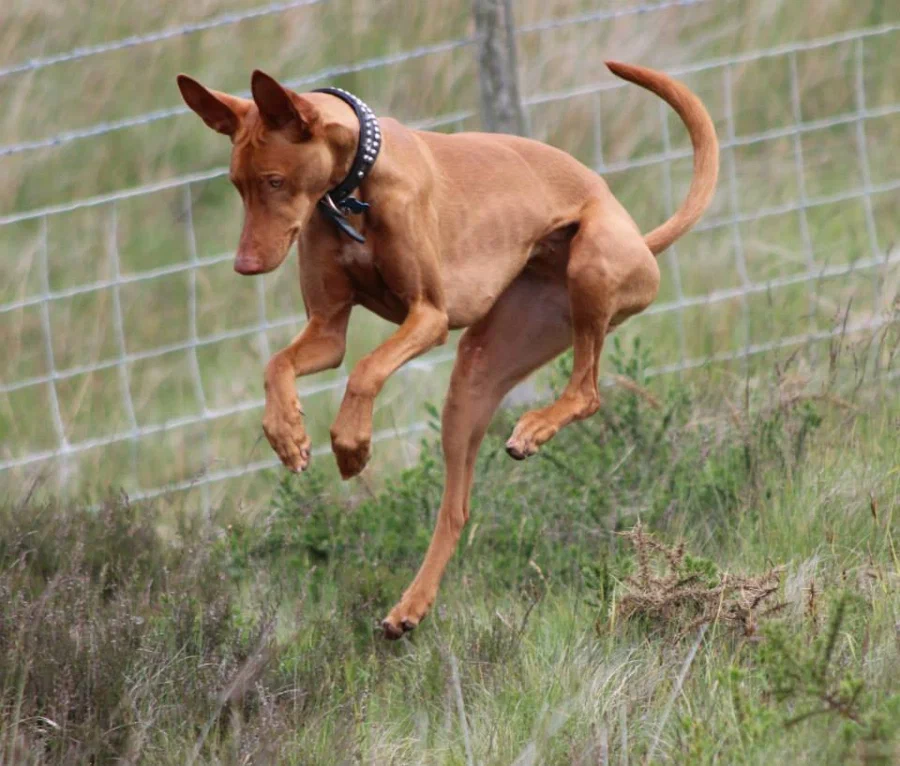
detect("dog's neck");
top-left (308, 91), bottom-right (382, 191)
top-left (327, 120), bottom-right (362, 188)
top-left (308, 89), bottom-right (382, 243)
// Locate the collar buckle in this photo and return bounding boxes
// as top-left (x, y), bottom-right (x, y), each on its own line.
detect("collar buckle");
top-left (339, 196), bottom-right (370, 215)
top-left (320, 193), bottom-right (342, 216)
top-left (317, 195), bottom-right (367, 244)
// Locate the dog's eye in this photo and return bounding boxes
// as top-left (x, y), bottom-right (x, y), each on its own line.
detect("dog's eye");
top-left (267, 177), bottom-right (284, 189)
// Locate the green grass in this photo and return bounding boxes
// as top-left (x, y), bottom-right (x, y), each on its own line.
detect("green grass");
top-left (1, 3), bottom-right (899, 759)
top-left (1, 338), bottom-right (899, 764)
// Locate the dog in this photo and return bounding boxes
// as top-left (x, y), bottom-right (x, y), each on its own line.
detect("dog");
top-left (176, 61), bottom-right (718, 639)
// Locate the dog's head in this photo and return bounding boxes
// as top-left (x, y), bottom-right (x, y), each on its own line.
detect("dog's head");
top-left (177, 71), bottom-right (348, 275)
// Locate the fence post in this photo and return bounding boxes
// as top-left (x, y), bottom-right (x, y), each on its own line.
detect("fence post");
top-left (472, 0), bottom-right (527, 135)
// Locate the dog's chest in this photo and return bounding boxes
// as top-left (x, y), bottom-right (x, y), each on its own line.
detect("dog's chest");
top-left (335, 241), bottom-right (374, 269)
top-left (335, 242), bottom-right (407, 324)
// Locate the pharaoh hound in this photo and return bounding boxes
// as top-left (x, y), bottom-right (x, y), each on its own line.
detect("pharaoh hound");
top-left (176, 61), bottom-right (718, 638)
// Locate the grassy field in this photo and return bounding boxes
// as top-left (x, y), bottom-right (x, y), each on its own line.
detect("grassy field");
top-left (1, 0), bottom-right (900, 762)
top-left (2, 337), bottom-right (899, 764)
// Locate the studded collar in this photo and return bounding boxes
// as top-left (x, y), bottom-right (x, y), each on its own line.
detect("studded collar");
top-left (312, 87), bottom-right (381, 243)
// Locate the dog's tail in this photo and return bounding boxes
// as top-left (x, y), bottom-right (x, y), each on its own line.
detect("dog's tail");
top-left (605, 61), bottom-right (719, 256)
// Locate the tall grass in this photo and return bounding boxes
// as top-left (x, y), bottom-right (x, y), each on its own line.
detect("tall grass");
top-left (1, 333), bottom-right (898, 764)
top-left (1, 3), bottom-right (899, 763)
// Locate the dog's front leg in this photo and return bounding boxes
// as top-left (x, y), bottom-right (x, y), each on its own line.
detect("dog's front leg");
top-left (263, 311), bottom-right (350, 472)
top-left (330, 301), bottom-right (448, 478)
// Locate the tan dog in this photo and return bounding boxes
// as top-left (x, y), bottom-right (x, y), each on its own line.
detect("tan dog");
top-left (176, 61), bottom-right (718, 638)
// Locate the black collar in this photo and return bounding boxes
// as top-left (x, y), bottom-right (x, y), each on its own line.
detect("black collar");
top-left (312, 87), bottom-right (381, 243)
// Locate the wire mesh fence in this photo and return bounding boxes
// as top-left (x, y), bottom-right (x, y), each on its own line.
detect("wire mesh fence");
top-left (1, 0), bottom-right (897, 508)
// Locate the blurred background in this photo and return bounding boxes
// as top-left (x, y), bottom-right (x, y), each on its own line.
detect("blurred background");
top-left (1, 0), bottom-right (897, 510)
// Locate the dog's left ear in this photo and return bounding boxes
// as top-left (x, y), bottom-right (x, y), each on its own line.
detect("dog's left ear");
top-left (251, 70), bottom-right (317, 141)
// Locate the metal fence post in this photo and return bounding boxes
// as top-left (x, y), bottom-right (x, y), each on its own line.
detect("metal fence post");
top-left (472, 0), bottom-right (527, 135)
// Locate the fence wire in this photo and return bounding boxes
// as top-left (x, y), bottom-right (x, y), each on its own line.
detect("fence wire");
top-left (1, 1), bottom-right (897, 506)
top-left (0, 0), bottom-right (718, 158)
top-left (0, 0), bottom-right (328, 79)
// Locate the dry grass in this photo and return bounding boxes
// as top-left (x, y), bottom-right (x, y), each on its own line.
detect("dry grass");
top-left (615, 522), bottom-right (785, 639)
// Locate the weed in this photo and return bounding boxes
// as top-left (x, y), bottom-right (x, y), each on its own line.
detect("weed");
top-left (758, 593), bottom-right (900, 764)
top-left (609, 523), bottom-right (785, 640)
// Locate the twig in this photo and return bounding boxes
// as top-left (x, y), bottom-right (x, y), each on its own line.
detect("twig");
top-left (186, 623), bottom-right (276, 766)
top-left (611, 375), bottom-right (662, 409)
top-left (645, 623), bottom-right (708, 764)
top-left (448, 652), bottom-right (474, 766)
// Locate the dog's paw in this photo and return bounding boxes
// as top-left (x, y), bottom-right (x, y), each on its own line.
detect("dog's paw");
top-left (330, 430), bottom-right (371, 479)
top-left (505, 410), bottom-right (559, 460)
top-left (262, 404), bottom-right (311, 473)
top-left (381, 590), bottom-right (434, 640)
top-left (329, 395), bottom-right (374, 479)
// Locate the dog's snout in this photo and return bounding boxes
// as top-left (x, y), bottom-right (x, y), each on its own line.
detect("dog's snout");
top-left (234, 255), bottom-right (264, 275)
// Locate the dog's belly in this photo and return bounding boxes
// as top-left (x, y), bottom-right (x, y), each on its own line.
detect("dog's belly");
top-left (442, 264), bottom-right (514, 328)
top-left (441, 225), bottom-right (576, 328)
top-left (338, 218), bottom-right (577, 329)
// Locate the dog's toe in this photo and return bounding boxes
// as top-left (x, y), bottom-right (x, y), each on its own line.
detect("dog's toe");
top-left (400, 618), bottom-right (418, 632)
top-left (505, 433), bottom-right (539, 460)
top-left (381, 618), bottom-right (404, 640)
top-left (382, 593), bottom-right (432, 640)
top-left (506, 411), bottom-right (561, 461)
top-left (505, 441), bottom-right (528, 460)
top-left (331, 433), bottom-right (372, 479)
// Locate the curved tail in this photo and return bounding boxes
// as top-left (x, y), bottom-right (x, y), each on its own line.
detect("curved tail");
top-left (605, 61), bottom-right (719, 256)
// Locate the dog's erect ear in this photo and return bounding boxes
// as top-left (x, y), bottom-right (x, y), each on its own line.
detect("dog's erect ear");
top-left (251, 70), bottom-right (316, 140)
top-left (177, 75), bottom-right (249, 137)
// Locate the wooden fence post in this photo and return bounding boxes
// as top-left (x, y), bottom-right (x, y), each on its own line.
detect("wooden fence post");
top-left (472, 0), bottom-right (527, 135)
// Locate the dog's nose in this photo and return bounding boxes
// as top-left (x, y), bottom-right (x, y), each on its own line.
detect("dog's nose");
top-left (233, 255), bottom-right (264, 275)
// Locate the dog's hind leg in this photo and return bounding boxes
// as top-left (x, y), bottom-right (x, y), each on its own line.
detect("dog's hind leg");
top-left (382, 274), bottom-right (572, 638)
top-left (505, 198), bottom-right (660, 460)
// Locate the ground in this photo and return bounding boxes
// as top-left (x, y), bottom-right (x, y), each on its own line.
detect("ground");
top-left (2, 335), bottom-right (898, 764)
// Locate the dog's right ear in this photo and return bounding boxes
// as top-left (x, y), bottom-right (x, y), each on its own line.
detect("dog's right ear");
top-left (177, 74), bottom-right (249, 138)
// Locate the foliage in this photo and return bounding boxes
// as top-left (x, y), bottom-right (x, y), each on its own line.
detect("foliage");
top-left (1, 334), bottom-right (898, 763)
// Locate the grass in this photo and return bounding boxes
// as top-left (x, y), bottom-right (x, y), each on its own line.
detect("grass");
top-left (1, 333), bottom-right (899, 764)
top-left (0, 3), bottom-right (899, 759)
